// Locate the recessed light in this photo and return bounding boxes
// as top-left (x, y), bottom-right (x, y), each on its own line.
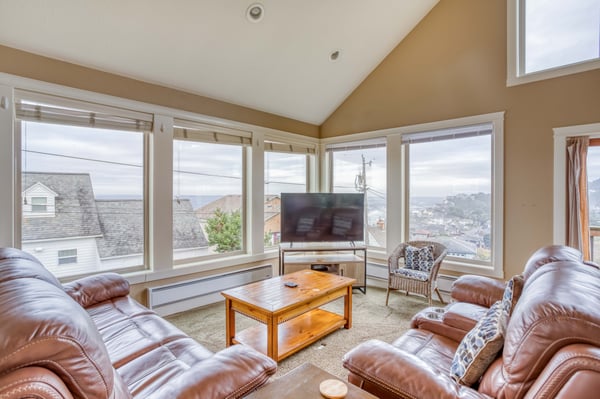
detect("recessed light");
top-left (329, 50), bottom-right (341, 62)
top-left (246, 3), bottom-right (265, 23)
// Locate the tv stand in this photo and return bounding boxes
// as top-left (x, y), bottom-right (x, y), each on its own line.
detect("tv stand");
top-left (279, 242), bottom-right (367, 293)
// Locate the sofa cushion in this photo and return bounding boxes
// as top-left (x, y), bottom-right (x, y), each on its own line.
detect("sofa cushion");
top-left (405, 245), bottom-right (434, 271)
top-left (450, 300), bottom-right (506, 386)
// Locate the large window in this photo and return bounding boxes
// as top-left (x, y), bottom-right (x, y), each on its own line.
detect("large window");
top-left (328, 138), bottom-right (387, 249)
top-left (264, 141), bottom-right (312, 247)
top-left (404, 124), bottom-right (493, 263)
top-left (172, 122), bottom-right (249, 262)
top-left (17, 93), bottom-right (150, 278)
top-left (508, 0), bottom-right (600, 85)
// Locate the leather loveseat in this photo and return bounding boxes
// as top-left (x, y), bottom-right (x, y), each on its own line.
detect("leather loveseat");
top-left (342, 245), bottom-right (600, 398)
top-left (0, 247), bottom-right (277, 399)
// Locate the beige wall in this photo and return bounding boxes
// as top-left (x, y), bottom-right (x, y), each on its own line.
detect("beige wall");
top-left (0, 45), bottom-right (319, 138)
top-left (322, 0), bottom-right (600, 277)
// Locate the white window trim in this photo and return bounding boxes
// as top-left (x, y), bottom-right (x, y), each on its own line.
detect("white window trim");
top-left (507, 0), bottom-right (600, 87)
top-left (0, 72), bottom-right (318, 284)
top-left (553, 122), bottom-right (600, 244)
top-left (323, 112), bottom-right (504, 278)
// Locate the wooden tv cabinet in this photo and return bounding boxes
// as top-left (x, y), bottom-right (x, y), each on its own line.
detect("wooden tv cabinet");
top-left (279, 242), bottom-right (367, 293)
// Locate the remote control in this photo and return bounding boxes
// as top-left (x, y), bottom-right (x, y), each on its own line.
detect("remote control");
top-left (284, 281), bottom-right (298, 288)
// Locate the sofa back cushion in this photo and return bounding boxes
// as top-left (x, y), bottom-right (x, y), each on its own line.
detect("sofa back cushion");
top-left (479, 261), bottom-right (600, 399)
top-left (0, 248), bottom-right (130, 399)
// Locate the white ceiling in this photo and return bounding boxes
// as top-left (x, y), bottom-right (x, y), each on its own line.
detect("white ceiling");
top-left (0, 1), bottom-right (438, 125)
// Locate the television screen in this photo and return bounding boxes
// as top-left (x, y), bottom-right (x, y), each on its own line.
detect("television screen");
top-left (280, 193), bottom-right (365, 243)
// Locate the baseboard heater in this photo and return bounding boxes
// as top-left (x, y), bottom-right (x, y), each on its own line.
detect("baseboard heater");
top-left (147, 265), bottom-right (272, 316)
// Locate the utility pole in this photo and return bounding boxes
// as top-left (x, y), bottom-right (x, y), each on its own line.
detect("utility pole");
top-left (355, 154), bottom-right (372, 242)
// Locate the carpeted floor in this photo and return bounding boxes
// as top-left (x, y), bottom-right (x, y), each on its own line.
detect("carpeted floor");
top-left (166, 286), bottom-right (437, 379)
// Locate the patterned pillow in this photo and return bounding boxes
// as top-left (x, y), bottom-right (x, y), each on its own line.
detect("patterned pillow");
top-left (502, 274), bottom-right (524, 317)
top-left (405, 245), bottom-right (434, 271)
top-left (450, 301), bottom-right (507, 386)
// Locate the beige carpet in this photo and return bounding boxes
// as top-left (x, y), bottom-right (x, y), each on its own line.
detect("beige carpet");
top-left (166, 286), bottom-right (436, 379)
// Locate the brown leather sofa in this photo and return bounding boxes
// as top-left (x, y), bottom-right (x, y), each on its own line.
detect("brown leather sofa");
top-left (410, 245), bottom-right (586, 342)
top-left (0, 247), bottom-right (277, 399)
top-left (342, 245), bottom-right (600, 398)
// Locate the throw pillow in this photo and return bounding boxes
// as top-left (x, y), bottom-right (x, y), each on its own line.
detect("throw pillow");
top-left (404, 245), bottom-right (434, 271)
top-left (450, 301), bottom-right (507, 386)
top-left (501, 274), bottom-right (524, 317)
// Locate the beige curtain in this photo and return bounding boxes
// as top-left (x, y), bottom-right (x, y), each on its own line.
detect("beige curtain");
top-left (566, 136), bottom-right (591, 260)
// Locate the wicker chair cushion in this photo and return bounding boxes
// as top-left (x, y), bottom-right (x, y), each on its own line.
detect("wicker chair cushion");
top-left (392, 268), bottom-right (429, 281)
top-left (405, 245), bottom-right (434, 272)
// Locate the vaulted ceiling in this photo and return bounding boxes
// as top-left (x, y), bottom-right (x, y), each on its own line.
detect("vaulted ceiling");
top-left (0, 1), bottom-right (439, 125)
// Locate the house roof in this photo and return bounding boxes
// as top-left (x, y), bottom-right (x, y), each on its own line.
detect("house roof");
top-left (95, 199), bottom-right (209, 258)
top-left (22, 172), bottom-right (207, 257)
top-left (22, 172), bottom-right (103, 241)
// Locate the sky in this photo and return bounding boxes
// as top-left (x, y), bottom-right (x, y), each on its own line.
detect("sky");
top-left (526, 0), bottom-right (600, 73)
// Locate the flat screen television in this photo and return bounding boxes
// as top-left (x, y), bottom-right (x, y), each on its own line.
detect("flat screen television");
top-left (280, 192), bottom-right (365, 243)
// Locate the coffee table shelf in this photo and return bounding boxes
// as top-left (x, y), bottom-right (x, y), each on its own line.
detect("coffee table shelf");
top-left (233, 308), bottom-right (346, 361)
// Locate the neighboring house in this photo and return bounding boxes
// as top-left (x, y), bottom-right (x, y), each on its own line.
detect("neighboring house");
top-left (22, 172), bottom-right (103, 275)
top-left (22, 172), bottom-right (208, 275)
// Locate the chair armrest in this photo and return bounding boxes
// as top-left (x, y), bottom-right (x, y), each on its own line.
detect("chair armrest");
top-left (450, 275), bottom-right (505, 308)
top-left (343, 340), bottom-right (488, 399)
top-left (63, 273), bottom-right (130, 308)
top-left (146, 344), bottom-right (277, 399)
top-left (0, 367), bottom-right (75, 399)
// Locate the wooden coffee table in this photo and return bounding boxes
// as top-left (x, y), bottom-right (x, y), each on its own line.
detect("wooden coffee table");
top-left (221, 270), bottom-right (355, 361)
top-left (245, 363), bottom-right (378, 399)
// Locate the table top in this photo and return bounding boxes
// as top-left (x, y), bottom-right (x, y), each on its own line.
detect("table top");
top-left (245, 363), bottom-right (378, 399)
top-left (221, 270), bottom-right (355, 313)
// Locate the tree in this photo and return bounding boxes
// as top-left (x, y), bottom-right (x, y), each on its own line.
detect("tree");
top-left (205, 208), bottom-right (241, 253)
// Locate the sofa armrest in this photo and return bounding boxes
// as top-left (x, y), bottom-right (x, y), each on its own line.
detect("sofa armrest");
top-left (343, 340), bottom-right (488, 399)
top-left (0, 367), bottom-right (75, 399)
top-left (63, 273), bottom-right (130, 308)
top-left (146, 344), bottom-right (277, 399)
top-left (450, 275), bottom-right (505, 308)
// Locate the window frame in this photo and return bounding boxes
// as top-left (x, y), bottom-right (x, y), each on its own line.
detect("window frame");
top-left (171, 120), bottom-right (251, 265)
top-left (507, 0), bottom-right (600, 86)
top-left (553, 122), bottom-right (600, 244)
top-left (322, 112), bottom-right (504, 277)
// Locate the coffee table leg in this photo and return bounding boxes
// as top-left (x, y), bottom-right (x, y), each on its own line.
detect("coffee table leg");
top-left (225, 298), bottom-right (235, 346)
top-left (344, 286), bottom-right (352, 329)
top-left (267, 316), bottom-right (278, 360)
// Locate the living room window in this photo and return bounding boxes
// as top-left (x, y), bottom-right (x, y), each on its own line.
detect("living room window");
top-left (16, 91), bottom-right (151, 277)
top-left (508, 0), bottom-right (600, 85)
top-left (172, 120), bottom-right (249, 262)
top-left (264, 139), bottom-right (314, 248)
top-left (327, 138), bottom-right (387, 250)
top-left (396, 113), bottom-right (504, 277)
top-left (404, 123), bottom-right (493, 264)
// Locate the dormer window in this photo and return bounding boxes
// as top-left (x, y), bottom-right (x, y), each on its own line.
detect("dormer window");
top-left (23, 182), bottom-right (58, 218)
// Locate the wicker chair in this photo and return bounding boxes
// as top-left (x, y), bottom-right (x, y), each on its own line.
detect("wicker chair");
top-left (385, 240), bottom-right (448, 306)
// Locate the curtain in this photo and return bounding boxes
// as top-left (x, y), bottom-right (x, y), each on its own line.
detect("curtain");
top-left (566, 136), bottom-right (591, 260)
